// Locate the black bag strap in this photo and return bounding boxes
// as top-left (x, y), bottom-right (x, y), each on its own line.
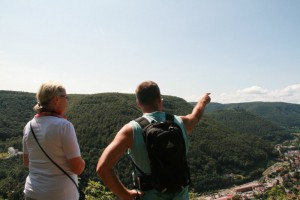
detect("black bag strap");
top-left (135, 113), bottom-right (174, 129)
top-left (165, 113), bottom-right (174, 121)
top-left (135, 116), bottom-right (150, 129)
top-left (132, 116), bottom-right (151, 177)
top-left (131, 157), bottom-right (147, 177)
top-left (29, 122), bottom-right (81, 193)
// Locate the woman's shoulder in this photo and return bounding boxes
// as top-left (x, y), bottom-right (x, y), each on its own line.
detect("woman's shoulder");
top-left (43, 116), bottom-right (74, 127)
top-left (57, 117), bottom-right (73, 126)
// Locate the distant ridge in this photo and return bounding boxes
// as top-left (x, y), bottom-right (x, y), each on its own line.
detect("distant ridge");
top-left (204, 102), bottom-right (300, 132)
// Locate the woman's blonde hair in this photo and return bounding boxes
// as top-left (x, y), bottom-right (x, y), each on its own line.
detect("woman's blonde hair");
top-left (33, 81), bottom-right (66, 113)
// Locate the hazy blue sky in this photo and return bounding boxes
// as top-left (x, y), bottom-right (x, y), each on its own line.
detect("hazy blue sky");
top-left (1, 0), bottom-right (299, 104)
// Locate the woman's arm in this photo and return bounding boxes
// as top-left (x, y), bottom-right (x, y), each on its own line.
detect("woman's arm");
top-left (23, 153), bottom-right (29, 168)
top-left (68, 156), bottom-right (85, 175)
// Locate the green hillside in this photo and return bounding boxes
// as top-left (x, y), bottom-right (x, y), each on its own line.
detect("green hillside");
top-left (206, 109), bottom-right (292, 143)
top-left (0, 91), bottom-right (35, 140)
top-left (0, 91), bottom-right (288, 198)
top-left (205, 102), bottom-right (300, 132)
top-left (0, 91), bottom-right (35, 152)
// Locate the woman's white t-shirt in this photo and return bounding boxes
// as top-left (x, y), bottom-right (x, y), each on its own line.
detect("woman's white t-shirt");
top-left (23, 116), bottom-right (81, 200)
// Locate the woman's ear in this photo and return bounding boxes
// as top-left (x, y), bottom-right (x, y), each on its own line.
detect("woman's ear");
top-left (54, 95), bottom-right (59, 102)
top-left (51, 96), bottom-right (60, 107)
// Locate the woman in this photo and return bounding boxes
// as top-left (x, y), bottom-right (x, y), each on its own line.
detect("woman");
top-left (22, 81), bottom-right (85, 200)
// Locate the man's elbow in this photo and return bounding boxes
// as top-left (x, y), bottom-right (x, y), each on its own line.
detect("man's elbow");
top-left (96, 162), bottom-right (104, 177)
top-left (96, 160), bottom-right (109, 178)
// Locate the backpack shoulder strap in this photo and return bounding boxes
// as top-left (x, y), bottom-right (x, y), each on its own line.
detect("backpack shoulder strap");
top-left (131, 159), bottom-right (147, 177)
top-left (136, 114), bottom-right (174, 126)
top-left (135, 116), bottom-right (150, 128)
top-left (131, 117), bottom-right (150, 177)
top-left (165, 113), bottom-right (174, 121)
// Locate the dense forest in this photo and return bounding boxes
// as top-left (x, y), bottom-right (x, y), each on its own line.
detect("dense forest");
top-left (1, 90), bottom-right (299, 199)
top-left (205, 102), bottom-right (300, 132)
top-left (206, 109), bottom-right (291, 143)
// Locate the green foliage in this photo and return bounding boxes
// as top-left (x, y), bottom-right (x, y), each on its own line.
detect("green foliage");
top-left (84, 180), bottom-right (116, 200)
top-left (189, 190), bottom-right (200, 200)
top-left (0, 155), bottom-right (27, 200)
top-left (232, 195), bottom-right (241, 200)
top-left (0, 91), bottom-right (297, 197)
top-left (187, 116), bottom-right (276, 191)
top-left (206, 102), bottom-right (300, 132)
top-left (206, 109), bottom-right (292, 144)
top-left (0, 91), bottom-right (35, 143)
top-left (266, 185), bottom-right (288, 200)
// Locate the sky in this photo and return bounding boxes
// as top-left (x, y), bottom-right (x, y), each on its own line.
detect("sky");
top-left (0, 0), bottom-right (300, 104)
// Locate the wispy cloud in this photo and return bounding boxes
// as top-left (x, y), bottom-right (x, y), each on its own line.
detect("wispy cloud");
top-left (215, 84), bottom-right (300, 104)
top-left (238, 86), bottom-right (268, 95)
top-left (278, 84), bottom-right (300, 97)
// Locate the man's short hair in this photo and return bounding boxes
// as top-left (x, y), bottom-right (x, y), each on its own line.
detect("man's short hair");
top-left (135, 81), bottom-right (161, 106)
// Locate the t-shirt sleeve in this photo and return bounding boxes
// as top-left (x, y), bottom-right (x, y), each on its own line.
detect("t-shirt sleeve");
top-left (61, 122), bottom-right (81, 159)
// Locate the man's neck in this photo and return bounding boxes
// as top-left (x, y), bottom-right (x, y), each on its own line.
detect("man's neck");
top-left (141, 106), bottom-right (161, 113)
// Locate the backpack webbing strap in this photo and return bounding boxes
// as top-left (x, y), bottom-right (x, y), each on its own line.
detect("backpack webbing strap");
top-left (131, 159), bottom-right (147, 177)
top-left (132, 117), bottom-right (149, 177)
top-left (135, 116), bottom-right (150, 129)
top-left (165, 113), bottom-right (174, 121)
top-left (135, 113), bottom-right (174, 129)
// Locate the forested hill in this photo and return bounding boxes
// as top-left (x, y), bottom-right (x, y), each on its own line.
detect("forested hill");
top-left (205, 102), bottom-right (300, 132)
top-left (206, 109), bottom-right (291, 143)
top-left (0, 90), bottom-right (295, 197)
top-left (0, 91), bottom-right (35, 142)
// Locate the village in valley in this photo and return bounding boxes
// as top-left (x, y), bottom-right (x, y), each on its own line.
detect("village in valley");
top-left (198, 133), bottom-right (300, 200)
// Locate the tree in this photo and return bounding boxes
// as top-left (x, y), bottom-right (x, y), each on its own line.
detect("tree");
top-left (266, 185), bottom-right (288, 200)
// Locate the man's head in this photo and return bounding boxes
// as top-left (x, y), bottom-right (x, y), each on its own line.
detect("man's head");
top-left (135, 81), bottom-right (162, 111)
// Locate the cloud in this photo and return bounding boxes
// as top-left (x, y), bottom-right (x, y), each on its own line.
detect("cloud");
top-left (237, 86), bottom-right (268, 95)
top-left (278, 84), bottom-right (300, 97)
top-left (214, 84), bottom-right (300, 104)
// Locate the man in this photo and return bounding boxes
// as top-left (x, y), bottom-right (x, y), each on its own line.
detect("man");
top-left (96, 81), bottom-right (211, 200)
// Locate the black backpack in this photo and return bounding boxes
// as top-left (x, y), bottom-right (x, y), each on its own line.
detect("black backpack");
top-left (133, 113), bottom-right (191, 193)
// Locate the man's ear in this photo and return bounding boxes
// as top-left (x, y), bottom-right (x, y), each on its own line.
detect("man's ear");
top-left (136, 99), bottom-right (142, 109)
top-left (158, 96), bottom-right (163, 103)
